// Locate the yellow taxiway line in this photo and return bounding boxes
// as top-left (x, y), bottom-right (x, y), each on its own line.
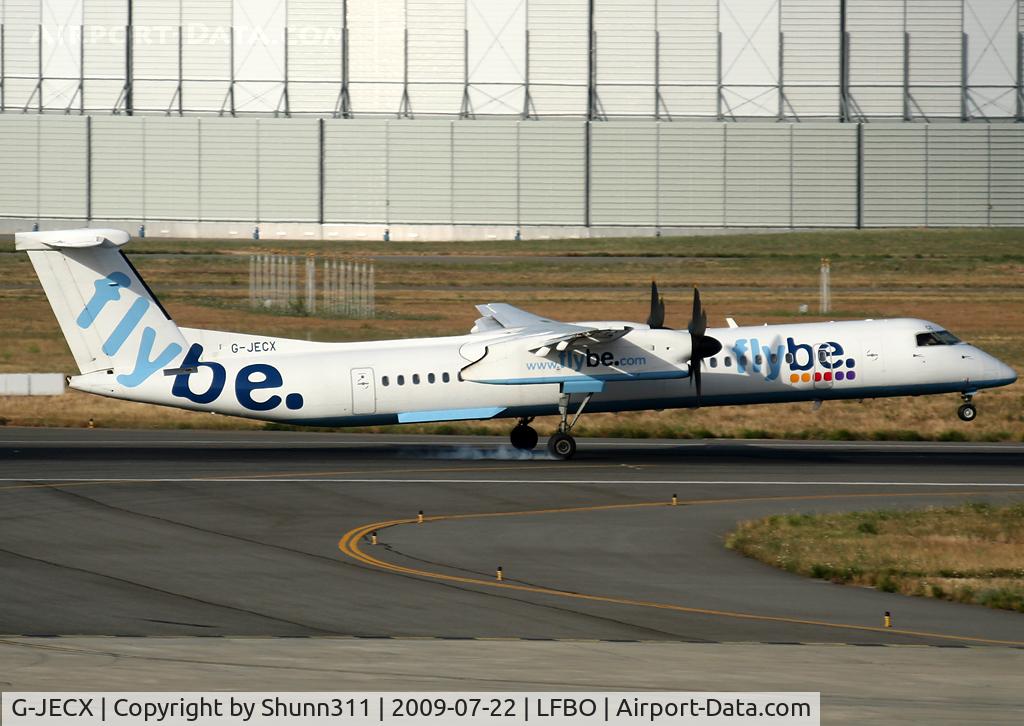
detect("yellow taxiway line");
top-left (337, 491), bottom-right (1024, 647)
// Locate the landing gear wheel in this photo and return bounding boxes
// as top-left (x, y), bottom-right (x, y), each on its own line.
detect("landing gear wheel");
top-left (957, 403), bottom-right (977, 422)
top-left (547, 433), bottom-right (577, 460)
top-left (510, 425), bottom-right (538, 451)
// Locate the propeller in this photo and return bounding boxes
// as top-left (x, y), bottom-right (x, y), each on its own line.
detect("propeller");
top-left (686, 287), bottom-right (722, 405)
top-left (645, 282), bottom-right (722, 404)
top-left (646, 280), bottom-right (666, 329)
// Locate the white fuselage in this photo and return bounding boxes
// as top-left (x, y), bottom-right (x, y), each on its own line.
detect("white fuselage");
top-left (70, 317), bottom-right (1017, 427)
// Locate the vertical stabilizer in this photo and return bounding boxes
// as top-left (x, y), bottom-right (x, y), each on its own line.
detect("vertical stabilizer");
top-left (16, 229), bottom-right (187, 388)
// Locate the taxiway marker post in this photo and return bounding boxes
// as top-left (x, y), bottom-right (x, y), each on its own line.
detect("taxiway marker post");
top-left (417, 511), bottom-right (424, 524)
top-left (884, 611), bottom-right (892, 628)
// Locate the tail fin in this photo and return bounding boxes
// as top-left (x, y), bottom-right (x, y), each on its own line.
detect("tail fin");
top-left (17, 228), bottom-right (187, 388)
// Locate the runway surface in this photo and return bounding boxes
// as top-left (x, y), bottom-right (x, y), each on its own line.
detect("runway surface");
top-left (2, 428), bottom-right (1023, 645)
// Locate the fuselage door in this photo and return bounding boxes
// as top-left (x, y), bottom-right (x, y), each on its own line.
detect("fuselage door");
top-left (351, 367), bottom-right (376, 414)
top-left (814, 344), bottom-right (835, 389)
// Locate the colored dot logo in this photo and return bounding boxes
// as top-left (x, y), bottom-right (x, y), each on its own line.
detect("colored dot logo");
top-left (788, 365), bottom-right (855, 384)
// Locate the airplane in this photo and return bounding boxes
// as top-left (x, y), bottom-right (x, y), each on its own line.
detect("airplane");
top-left (17, 228), bottom-right (1018, 460)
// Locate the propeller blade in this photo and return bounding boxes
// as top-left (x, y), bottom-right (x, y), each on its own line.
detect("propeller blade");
top-left (686, 287), bottom-right (720, 407)
top-left (687, 287), bottom-right (707, 338)
top-left (647, 280), bottom-right (666, 329)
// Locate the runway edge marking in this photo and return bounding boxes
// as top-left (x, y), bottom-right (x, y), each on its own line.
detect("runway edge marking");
top-left (0, 635), bottom-right (1016, 649)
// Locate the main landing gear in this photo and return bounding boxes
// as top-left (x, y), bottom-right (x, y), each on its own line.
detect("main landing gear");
top-left (546, 392), bottom-right (594, 460)
top-left (510, 418), bottom-right (539, 451)
top-left (509, 394), bottom-right (594, 460)
top-left (957, 393), bottom-right (977, 422)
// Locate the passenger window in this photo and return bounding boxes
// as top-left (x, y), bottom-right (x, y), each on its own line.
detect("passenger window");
top-left (382, 376), bottom-right (389, 387)
top-left (755, 355), bottom-right (763, 365)
top-left (785, 353), bottom-right (793, 364)
top-left (412, 374), bottom-right (420, 385)
top-left (724, 356), bottom-right (732, 367)
top-left (770, 353), bottom-right (778, 364)
top-left (709, 358), bottom-right (718, 368)
top-left (442, 372), bottom-right (451, 383)
top-left (428, 373), bottom-right (436, 384)
top-left (818, 349), bottom-right (828, 363)
top-left (739, 355), bottom-right (748, 366)
top-left (397, 375), bottom-right (405, 386)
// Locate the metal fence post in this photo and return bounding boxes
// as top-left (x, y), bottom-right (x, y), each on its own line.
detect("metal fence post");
top-left (1017, 31), bottom-right (1023, 122)
top-left (1, 24), bottom-right (5, 112)
top-left (85, 115), bottom-right (92, 222)
top-left (722, 124), bottom-right (728, 227)
top-left (515, 121), bottom-right (522, 234)
top-left (716, 31), bottom-right (723, 120)
top-left (855, 122), bottom-right (864, 229)
top-left (125, 1), bottom-right (134, 116)
top-left (961, 32), bottom-right (969, 121)
top-left (584, 0), bottom-right (595, 228)
top-left (840, 0), bottom-right (853, 122)
top-left (903, 31), bottom-right (911, 121)
top-left (318, 118), bottom-right (325, 225)
top-left (778, 31), bottom-right (785, 121)
top-left (789, 124), bottom-right (794, 228)
top-left (584, 120), bottom-right (591, 228)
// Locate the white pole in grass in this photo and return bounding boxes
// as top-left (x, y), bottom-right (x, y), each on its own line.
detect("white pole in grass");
top-left (369, 262), bottom-right (375, 319)
top-left (820, 257), bottom-right (831, 314)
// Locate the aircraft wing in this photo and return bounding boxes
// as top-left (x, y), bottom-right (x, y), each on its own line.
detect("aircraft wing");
top-left (474, 303), bottom-right (559, 330)
top-left (527, 327), bottom-right (632, 354)
top-left (472, 303), bottom-right (630, 349)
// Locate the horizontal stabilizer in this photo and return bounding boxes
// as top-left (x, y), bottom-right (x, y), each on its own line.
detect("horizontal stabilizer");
top-left (16, 228), bottom-right (131, 251)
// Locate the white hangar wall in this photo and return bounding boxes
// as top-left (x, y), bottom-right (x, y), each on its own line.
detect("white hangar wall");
top-left (0, 1), bottom-right (1021, 236)
top-left (1, 115), bottom-right (1022, 232)
top-left (0, 0), bottom-right (1020, 120)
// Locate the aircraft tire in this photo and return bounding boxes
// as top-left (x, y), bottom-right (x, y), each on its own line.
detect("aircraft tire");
top-left (957, 403), bottom-right (977, 422)
top-left (510, 425), bottom-right (539, 451)
top-left (547, 433), bottom-right (577, 460)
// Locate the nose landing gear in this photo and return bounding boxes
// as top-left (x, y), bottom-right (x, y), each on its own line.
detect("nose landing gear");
top-left (957, 393), bottom-right (977, 422)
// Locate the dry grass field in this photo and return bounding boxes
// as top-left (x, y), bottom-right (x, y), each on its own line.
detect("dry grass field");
top-left (726, 503), bottom-right (1024, 613)
top-left (1, 228), bottom-right (1022, 439)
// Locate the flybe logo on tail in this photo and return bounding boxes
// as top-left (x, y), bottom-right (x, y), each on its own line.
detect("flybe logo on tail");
top-left (78, 273), bottom-right (182, 388)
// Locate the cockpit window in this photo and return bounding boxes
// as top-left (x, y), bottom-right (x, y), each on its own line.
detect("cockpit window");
top-left (916, 330), bottom-right (961, 347)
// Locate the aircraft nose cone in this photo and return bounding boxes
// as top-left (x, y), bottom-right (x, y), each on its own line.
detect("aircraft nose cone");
top-left (998, 361), bottom-right (1018, 385)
